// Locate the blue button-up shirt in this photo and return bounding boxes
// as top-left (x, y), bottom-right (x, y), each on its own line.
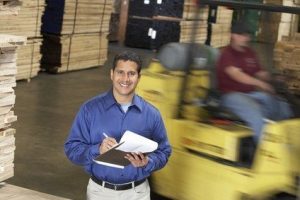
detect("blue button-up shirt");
top-left (64, 90), bottom-right (172, 184)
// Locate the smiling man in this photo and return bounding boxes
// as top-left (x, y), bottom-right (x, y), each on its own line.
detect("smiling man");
top-left (64, 51), bottom-right (171, 200)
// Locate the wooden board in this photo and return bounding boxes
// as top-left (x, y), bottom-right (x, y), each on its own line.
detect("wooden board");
top-left (0, 34), bottom-right (26, 47)
top-left (0, 0), bottom-right (21, 15)
top-left (0, 184), bottom-right (71, 200)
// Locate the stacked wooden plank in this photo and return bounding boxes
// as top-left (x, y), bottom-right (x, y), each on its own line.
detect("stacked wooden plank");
top-left (257, 0), bottom-right (298, 43)
top-left (207, 6), bottom-right (233, 48)
top-left (0, 0), bottom-right (21, 15)
top-left (0, 34), bottom-right (26, 182)
top-left (0, 0), bottom-right (45, 80)
top-left (180, 1), bottom-right (209, 44)
top-left (41, 0), bottom-right (112, 73)
top-left (274, 35), bottom-right (300, 95)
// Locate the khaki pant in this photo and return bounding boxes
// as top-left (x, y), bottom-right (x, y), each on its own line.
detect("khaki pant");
top-left (86, 178), bottom-right (150, 200)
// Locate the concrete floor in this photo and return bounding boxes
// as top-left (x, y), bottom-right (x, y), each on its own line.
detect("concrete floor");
top-left (6, 44), bottom-right (167, 200)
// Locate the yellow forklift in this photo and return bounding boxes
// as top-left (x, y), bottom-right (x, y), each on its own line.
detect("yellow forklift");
top-left (137, 1), bottom-right (300, 199)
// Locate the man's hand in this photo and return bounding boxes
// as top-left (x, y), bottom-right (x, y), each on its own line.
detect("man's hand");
top-left (256, 80), bottom-right (275, 94)
top-left (125, 152), bottom-right (149, 168)
top-left (99, 137), bottom-right (117, 154)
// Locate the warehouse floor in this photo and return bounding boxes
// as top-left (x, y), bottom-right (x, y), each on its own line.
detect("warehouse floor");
top-left (4, 42), bottom-right (289, 200)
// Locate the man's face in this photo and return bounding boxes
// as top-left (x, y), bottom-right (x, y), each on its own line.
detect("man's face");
top-left (110, 60), bottom-right (140, 100)
top-left (232, 33), bottom-right (251, 49)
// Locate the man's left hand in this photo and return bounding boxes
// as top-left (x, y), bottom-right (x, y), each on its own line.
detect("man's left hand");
top-left (125, 152), bottom-right (148, 168)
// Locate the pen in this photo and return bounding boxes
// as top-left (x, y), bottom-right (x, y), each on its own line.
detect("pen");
top-left (103, 133), bottom-right (109, 138)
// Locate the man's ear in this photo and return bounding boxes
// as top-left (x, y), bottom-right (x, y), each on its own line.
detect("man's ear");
top-left (110, 69), bottom-right (113, 80)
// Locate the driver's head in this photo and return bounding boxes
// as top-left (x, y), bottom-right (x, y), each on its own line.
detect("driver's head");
top-left (230, 20), bottom-right (251, 50)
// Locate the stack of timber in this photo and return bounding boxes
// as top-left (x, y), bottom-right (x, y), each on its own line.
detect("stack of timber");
top-left (125, 0), bottom-right (208, 50)
top-left (109, 0), bottom-right (121, 42)
top-left (41, 0), bottom-right (112, 73)
top-left (0, 0), bottom-right (21, 15)
top-left (180, 1), bottom-right (209, 44)
top-left (257, 0), bottom-right (299, 43)
top-left (207, 6), bottom-right (233, 48)
top-left (0, 0), bottom-right (45, 80)
top-left (274, 35), bottom-right (300, 95)
top-left (0, 34), bottom-right (26, 182)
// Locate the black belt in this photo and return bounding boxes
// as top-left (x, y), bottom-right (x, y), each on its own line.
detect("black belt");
top-left (91, 176), bottom-right (146, 191)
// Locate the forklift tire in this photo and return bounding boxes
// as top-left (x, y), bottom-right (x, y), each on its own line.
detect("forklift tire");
top-left (269, 193), bottom-right (296, 200)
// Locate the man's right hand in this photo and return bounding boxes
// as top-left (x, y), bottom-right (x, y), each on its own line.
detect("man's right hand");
top-left (257, 80), bottom-right (275, 94)
top-left (99, 137), bottom-right (117, 154)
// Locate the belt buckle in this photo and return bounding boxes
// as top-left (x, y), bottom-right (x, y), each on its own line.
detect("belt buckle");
top-left (113, 184), bottom-right (117, 190)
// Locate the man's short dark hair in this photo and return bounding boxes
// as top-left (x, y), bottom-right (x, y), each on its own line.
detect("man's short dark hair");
top-left (112, 51), bottom-right (143, 74)
top-left (231, 20), bottom-right (251, 35)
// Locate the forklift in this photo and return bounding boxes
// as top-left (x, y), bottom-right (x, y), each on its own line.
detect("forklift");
top-left (137, 1), bottom-right (300, 199)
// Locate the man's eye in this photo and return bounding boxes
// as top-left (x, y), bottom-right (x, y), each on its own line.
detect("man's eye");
top-left (128, 72), bottom-right (136, 76)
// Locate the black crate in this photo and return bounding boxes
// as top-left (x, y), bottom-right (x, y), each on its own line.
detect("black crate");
top-left (125, 17), bottom-right (180, 50)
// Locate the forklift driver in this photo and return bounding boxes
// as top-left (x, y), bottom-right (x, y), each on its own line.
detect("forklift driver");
top-left (216, 20), bottom-right (293, 144)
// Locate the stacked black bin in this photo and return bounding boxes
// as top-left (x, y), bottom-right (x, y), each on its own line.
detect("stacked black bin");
top-left (125, 0), bottom-right (184, 50)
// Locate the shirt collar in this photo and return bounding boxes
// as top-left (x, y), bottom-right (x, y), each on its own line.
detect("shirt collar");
top-left (103, 89), bottom-right (143, 112)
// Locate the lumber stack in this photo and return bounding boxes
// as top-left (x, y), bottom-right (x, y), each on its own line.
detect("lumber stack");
top-left (126, 0), bottom-right (208, 50)
top-left (180, 0), bottom-right (208, 44)
top-left (0, 0), bottom-right (45, 80)
top-left (274, 35), bottom-right (300, 95)
top-left (0, 0), bottom-right (21, 15)
top-left (257, 0), bottom-right (298, 43)
top-left (207, 6), bottom-right (233, 48)
top-left (41, 0), bottom-right (112, 73)
top-left (0, 34), bottom-right (26, 182)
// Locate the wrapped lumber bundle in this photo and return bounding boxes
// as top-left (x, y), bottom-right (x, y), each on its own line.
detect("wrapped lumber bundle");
top-left (180, 4), bottom-right (209, 44)
top-left (207, 6), bottom-right (233, 47)
top-left (41, 33), bottom-right (108, 73)
top-left (182, 0), bottom-right (209, 20)
top-left (0, 34), bottom-right (26, 182)
top-left (0, 0), bottom-right (21, 15)
top-left (179, 20), bottom-right (208, 44)
top-left (125, 17), bottom-right (180, 50)
top-left (41, 0), bottom-right (112, 73)
top-left (0, 0), bottom-right (44, 37)
top-left (274, 35), bottom-right (300, 95)
top-left (42, 0), bottom-right (113, 35)
top-left (257, 0), bottom-right (297, 43)
top-left (0, 0), bottom-right (45, 80)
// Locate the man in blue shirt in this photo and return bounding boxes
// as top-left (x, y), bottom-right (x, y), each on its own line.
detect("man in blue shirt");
top-left (64, 51), bottom-right (172, 200)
